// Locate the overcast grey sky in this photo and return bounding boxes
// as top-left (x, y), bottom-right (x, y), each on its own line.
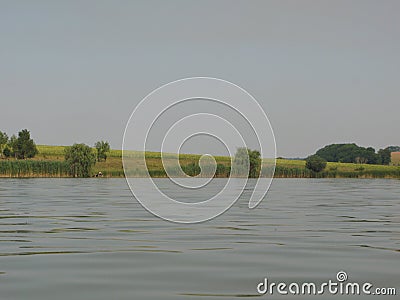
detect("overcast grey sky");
top-left (1, 0), bottom-right (399, 157)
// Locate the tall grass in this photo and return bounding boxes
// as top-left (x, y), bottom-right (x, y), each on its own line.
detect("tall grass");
top-left (0, 160), bottom-right (69, 177)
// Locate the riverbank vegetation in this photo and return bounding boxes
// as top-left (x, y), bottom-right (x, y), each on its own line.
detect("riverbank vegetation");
top-left (0, 130), bottom-right (399, 178)
top-left (1, 144), bottom-right (400, 178)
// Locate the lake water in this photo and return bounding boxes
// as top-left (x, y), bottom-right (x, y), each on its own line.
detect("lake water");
top-left (0, 179), bottom-right (398, 299)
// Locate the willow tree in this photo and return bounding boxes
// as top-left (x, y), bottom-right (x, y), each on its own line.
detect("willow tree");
top-left (64, 143), bottom-right (96, 177)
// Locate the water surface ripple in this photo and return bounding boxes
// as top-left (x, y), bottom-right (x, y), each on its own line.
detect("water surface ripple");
top-left (0, 179), bottom-right (398, 299)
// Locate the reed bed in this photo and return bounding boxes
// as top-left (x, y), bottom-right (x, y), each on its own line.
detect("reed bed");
top-left (0, 160), bottom-right (69, 177)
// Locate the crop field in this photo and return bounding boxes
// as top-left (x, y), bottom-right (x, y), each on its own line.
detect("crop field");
top-left (391, 152), bottom-right (400, 166)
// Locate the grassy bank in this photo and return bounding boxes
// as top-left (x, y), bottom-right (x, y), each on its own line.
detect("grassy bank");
top-left (0, 145), bottom-right (399, 178)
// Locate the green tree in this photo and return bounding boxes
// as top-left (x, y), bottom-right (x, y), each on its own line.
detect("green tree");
top-left (94, 140), bottom-right (110, 162)
top-left (305, 155), bottom-right (327, 172)
top-left (0, 131), bottom-right (8, 158)
top-left (8, 135), bottom-right (18, 158)
top-left (64, 143), bottom-right (96, 177)
top-left (13, 129), bottom-right (38, 159)
top-left (377, 148), bottom-right (391, 165)
top-left (233, 148), bottom-right (262, 178)
top-left (248, 149), bottom-right (262, 178)
top-left (2, 146), bottom-right (11, 158)
top-left (385, 146), bottom-right (400, 153)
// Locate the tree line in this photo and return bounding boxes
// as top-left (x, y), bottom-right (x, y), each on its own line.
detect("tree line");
top-left (315, 143), bottom-right (399, 165)
top-left (305, 143), bottom-right (400, 173)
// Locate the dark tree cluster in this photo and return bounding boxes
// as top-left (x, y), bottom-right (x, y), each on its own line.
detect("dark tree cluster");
top-left (0, 129), bottom-right (38, 159)
top-left (315, 143), bottom-right (399, 165)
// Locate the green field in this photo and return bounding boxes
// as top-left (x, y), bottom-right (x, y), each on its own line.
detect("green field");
top-left (0, 145), bottom-right (399, 178)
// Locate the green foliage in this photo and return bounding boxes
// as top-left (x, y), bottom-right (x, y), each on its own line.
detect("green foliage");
top-left (376, 146), bottom-right (400, 165)
top-left (0, 131), bottom-right (8, 158)
top-left (95, 140), bottom-right (110, 162)
top-left (215, 163), bottom-right (230, 177)
top-left (316, 143), bottom-right (378, 164)
top-left (2, 143), bottom-right (400, 179)
top-left (248, 149), bottom-right (262, 178)
top-left (316, 144), bottom-right (400, 166)
top-left (377, 148), bottom-right (391, 165)
top-left (164, 162), bottom-right (230, 178)
top-left (3, 147), bottom-right (11, 158)
top-left (1, 130), bottom-right (38, 159)
top-left (64, 143), bottom-right (96, 177)
top-left (0, 160), bottom-right (68, 177)
top-left (305, 155), bottom-right (327, 172)
top-left (385, 146), bottom-right (400, 153)
top-left (181, 163), bottom-right (201, 176)
top-left (233, 148), bottom-right (261, 178)
top-left (12, 129), bottom-right (38, 159)
top-left (233, 148), bottom-right (249, 176)
top-left (8, 135), bottom-right (17, 158)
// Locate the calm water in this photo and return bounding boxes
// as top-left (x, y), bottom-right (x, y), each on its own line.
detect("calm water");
top-left (0, 179), bottom-right (399, 299)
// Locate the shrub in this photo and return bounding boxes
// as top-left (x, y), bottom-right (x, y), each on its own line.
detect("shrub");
top-left (305, 155), bottom-right (327, 173)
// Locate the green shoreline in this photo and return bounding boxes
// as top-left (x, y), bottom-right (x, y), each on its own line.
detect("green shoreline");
top-left (0, 145), bottom-right (399, 179)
